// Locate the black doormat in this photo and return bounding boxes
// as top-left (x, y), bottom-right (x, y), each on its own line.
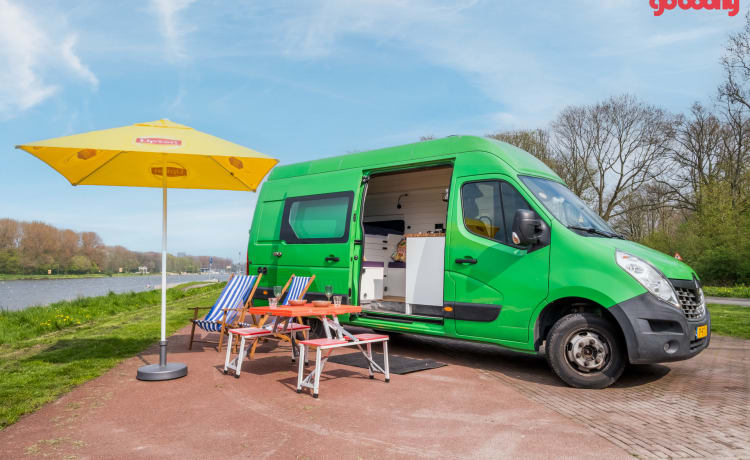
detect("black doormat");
top-left (327, 352), bottom-right (446, 375)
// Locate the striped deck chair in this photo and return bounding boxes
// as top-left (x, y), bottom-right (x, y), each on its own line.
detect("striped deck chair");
top-left (248, 274), bottom-right (315, 359)
top-left (188, 274), bottom-right (261, 351)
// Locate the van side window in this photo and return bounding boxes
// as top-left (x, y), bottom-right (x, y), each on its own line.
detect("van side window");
top-left (500, 182), bottom-right (531, 243)
top-left (461, 181), bottom-right (506, 242)
top-left (280, 191), bottom-right (354, 244)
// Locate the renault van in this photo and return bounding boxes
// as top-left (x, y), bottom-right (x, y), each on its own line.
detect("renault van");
top-left (246, 136), bottom-right (710, 388)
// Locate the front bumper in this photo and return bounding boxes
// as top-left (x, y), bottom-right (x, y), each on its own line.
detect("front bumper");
top-left (608, 292), bottom-right (710, 364)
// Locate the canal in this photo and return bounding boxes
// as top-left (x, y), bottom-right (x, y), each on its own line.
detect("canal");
top-left (0, 273), bottom-right (231, 311)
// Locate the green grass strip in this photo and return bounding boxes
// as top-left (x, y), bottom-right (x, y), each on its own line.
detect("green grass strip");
top-left (0, 283), bottom-right (224, 429)
top-left (703, 285), bottom-right (750, 298)
top-left (707, 304), bottom-right (750, 340)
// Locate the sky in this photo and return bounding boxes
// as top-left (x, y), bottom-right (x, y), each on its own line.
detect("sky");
top-left (0, 0), bottom-right (745, 262)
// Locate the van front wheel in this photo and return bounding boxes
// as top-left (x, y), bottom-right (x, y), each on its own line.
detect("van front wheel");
top-left (546, 313), bottom-right (625, 389)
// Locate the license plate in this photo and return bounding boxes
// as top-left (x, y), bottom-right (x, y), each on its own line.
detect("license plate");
top-left (696, 325), bottom-right (708, 339)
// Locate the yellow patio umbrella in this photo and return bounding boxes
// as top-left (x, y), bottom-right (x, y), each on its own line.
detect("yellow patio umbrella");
top-left (16, 119), bottom-right (278, 381)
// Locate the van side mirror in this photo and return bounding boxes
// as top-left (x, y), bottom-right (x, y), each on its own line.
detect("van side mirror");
top-left (512, 209), bottom-right (546, 247)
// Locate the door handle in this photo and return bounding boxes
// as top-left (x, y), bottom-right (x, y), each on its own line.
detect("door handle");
top-left (273, 252), bottom-right (282, 258)
top-left (455, 257), bottom-right (477, 265)
top-left (325, 256), bottom-right (340, 262)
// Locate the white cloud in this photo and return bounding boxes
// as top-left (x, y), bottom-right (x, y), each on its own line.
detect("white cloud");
top-left (0, 0), bottom-right (98, 118)
top-left (268, 0), bottom-right (738, 129)
top-left (273, 0), bottom-right (568, 127)
top-left (150, 0), bottom-right (197, 62)
top-left (61, 35), bottom-right (99, 89)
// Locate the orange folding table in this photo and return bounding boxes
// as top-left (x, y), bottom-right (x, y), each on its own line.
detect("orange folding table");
top-left (223, 303), bottom-right (390, 396)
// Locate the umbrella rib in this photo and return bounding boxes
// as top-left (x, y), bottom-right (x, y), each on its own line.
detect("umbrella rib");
top-left (208, 156), bottom-right (254, 191)
top-left (72, 151), bottom-right (125, 185)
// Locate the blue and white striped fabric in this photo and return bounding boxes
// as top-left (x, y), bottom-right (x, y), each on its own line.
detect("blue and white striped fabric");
top-left (194, 275), bottom-right (256, 332)
top-left (282, 276), bottom-right (312, 305)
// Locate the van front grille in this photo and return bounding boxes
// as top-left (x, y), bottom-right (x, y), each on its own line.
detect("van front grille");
top-left (673, 286), bottom-right (705, 320)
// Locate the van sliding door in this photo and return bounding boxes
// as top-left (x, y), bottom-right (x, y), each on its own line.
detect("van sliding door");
top-left (273, 170), bottom-right (364, 303)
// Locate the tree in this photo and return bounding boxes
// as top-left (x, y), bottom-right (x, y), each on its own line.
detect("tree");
top-left (80, 231), bottom-right (105, 272)
top-left (487, 128), bottom-right (557, 171)
top-left (58, 229), bottom-right (80, 273)
top-left (719, 11), bottom-right (750, 111)
top-left (69, 255), bottom-right (94, 273)
top-left (19, 221), bottom-right (60, 273)
top-left (0, 218), bottom-right (19, 250)
top-left (550, 95), bottom-right (674, 222)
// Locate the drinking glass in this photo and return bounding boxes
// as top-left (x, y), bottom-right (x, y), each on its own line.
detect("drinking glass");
top-left (268, 297), bottom-right (278, 309)
top-left (333, 295), bottom-right (342, 307)
top-left (324, 285), bottom-right (333, 302)
top-left (273, 285), bottom-right (283, 303)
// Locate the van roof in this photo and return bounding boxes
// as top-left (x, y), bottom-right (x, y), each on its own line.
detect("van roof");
top-left (267, 135), bottom-right (562, 182)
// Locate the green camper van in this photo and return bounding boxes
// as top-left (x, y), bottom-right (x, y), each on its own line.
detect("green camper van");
top-left (246, 135), bottom-right (710, 388)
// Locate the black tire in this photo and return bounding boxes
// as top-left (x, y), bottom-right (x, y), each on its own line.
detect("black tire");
top-left (545, 313), bottom-right (625, 389)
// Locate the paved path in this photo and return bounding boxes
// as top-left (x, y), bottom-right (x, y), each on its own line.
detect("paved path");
top-left (706, 296), bottom-right (750, 307)
top-left (0, 327), bottom-right (747, 459)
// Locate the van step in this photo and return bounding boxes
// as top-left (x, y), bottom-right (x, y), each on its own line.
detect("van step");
top-left (358, 311), bottom-right (444, 325)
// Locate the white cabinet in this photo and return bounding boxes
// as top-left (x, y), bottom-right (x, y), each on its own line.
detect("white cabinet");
top-left (361, 265), bottom-right (384, 301)
top-left (405, 236), bottom-right (445, 312)
top-left (384, 267), bottom-right (405, 297)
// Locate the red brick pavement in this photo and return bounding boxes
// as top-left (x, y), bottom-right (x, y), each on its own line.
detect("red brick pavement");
top-left (401, 333), bottom-right (749, 459)
top-left (0, 325), bottom-right (747, 459)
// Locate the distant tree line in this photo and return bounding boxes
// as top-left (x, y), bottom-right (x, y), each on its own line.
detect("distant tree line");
top-left (0, 218), bottom-right (233, 275)
top-left (478, 16), bottom-right (750, 285)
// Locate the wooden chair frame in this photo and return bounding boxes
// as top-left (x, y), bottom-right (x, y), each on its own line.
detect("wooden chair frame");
top-left (188, 273), bottom-right (263, 352)
top-left (249, 273), bottom-right (315, 358)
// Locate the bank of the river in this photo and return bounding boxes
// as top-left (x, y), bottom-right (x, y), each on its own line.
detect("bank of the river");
top-left (0, 282), bottom-right (225, 428)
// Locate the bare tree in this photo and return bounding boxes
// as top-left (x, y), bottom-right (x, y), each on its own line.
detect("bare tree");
top-left (0, 218), bottom-right (20, 250)
top-left (487, 128), bottom-right (558, 172)
top-left (719, 11), bottom-right (750, 111)
top-left (717, 99), bottom-right (750, 210)
top-left (658, 103), bottom-right (723, 211)
top-left (550, 95), bottom-right (674, 222)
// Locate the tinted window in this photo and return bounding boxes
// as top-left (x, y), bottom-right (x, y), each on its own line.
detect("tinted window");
top-left (500, 182), bottom-right (531, 243)
top-left (281, 192), bottom-right (353, 243)
top-left (461, 181), bottom-right (506, 242)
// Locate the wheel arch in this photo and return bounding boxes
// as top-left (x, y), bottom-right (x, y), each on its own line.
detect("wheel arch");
top-left (533, 296), bottom-right (625, 352)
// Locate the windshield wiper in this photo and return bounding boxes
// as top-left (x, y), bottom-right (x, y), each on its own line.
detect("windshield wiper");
top-left (567, 225), bottom-right (623, 239)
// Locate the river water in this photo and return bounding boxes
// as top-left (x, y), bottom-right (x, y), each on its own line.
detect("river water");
top-left (0, 273), bottom-right (231, 311)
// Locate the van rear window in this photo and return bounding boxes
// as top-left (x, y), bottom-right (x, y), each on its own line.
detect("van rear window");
top-left (280, 191), bottom-right (354, 243)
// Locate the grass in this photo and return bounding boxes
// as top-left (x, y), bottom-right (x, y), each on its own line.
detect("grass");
top-left (703, 285), bottom-right (750, 298)
top-left (0, 282), bottom-right (225, 429)
top-left (707, 304), bottom-right (750, 340)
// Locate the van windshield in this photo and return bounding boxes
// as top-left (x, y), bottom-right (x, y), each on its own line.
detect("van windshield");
top-left (520, 176), bottom-right (620, 238)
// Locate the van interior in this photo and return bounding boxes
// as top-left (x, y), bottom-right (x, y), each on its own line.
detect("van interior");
top-left (360, 165), bottom-right (452, 317)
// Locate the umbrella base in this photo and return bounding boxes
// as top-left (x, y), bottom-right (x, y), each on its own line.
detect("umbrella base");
top-left (137, 362), bottom-right (188, 381)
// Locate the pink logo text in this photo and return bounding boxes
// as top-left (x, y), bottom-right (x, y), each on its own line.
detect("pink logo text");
top-left (650, 0), bottom-right (740, 16)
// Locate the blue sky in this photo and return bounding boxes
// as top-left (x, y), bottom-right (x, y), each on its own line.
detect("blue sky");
top-left (0, 0), bottom-right (744, 261)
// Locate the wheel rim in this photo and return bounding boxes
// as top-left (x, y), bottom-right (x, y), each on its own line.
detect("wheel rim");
top-left (564, 329), bottom-right (610, 373)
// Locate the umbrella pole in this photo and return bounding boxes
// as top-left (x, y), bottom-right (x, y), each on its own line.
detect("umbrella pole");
top-left (136, 166), bottom-right (188, 381)
top-left (159, 183), bottom-right (168, 366)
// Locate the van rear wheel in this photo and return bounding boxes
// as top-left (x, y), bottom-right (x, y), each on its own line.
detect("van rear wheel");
top-left (546, 313), bottom-right (625, 389)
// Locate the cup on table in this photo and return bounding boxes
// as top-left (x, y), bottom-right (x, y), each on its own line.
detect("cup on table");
top-left (333, 295), bottom-right (342, 306)
top-left (269, 297), bottom-right (278, 309)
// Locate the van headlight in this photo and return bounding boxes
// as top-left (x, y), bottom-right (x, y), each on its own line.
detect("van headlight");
top-left (615, 250), bottom-right (680, 308)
